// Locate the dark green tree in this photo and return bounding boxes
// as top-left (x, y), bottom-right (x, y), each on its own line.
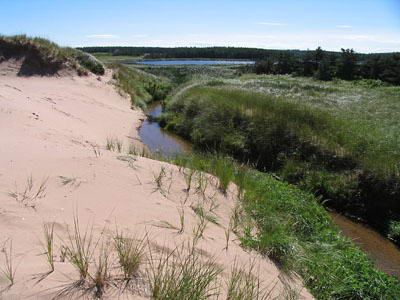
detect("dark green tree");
top-left (337, 48), bottom-right (358, 80)
top-left (314, 57), bottom-right (333, 81)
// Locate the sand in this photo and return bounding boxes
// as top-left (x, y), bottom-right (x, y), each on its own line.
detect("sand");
top-left (0, 62), bottom-right (313, 299)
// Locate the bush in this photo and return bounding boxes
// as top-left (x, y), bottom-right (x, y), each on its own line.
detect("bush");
top-left (170, 154), bottom-right (400, 299)
top-left (108, 63), bottom-right (172, 108)
top-left (161, 79), bottom-right (400, 244)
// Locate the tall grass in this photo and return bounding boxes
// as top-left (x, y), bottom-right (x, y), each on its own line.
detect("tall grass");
top-left (161, 77), bottom-right (400, 243)
top-left (113, 230), bottom-right (146, 282)
top-left (167, 153), bottom-right (400, 299)
top-left (108, 63), bottom-right (172, 108)
top-left (0, 35), bottom-right (104, 75)
top-left (63, 216), bottom-right (98, 280)
top-left (226, 260), bottom-right (275, 300)
top-left (147, 245), bottom-right (221, 300)
top-left (0, 239), bottom-right (16, 286)
top-left (42, 222), bottom-right (55, 272)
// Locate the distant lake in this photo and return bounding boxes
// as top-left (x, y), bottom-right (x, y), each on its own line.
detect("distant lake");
top-left (136, 60), bottom-right (255, 66)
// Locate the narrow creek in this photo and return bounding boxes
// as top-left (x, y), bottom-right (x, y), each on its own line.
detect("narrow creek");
top-left (139, 102), bottom-right (400, 280)
top-left (139, 101), bottom-right (192, 157)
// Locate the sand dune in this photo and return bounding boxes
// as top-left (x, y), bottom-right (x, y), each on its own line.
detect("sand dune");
top-left (0, 63), bottom-right (313, 299)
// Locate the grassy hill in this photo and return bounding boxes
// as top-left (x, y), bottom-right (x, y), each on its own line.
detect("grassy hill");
top-left (0, 35), bottom-right (104, 75)
top-left (160, 74), bottom-right (400, 244)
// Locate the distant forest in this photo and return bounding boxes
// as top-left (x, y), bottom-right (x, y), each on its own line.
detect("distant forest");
top-left (80, 46), bottom-right (400, 85)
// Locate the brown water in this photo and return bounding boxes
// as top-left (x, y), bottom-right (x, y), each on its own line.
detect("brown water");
top-left (139, 102), bottom-right (192, 157)
top-left (138, 103), bottom-right (400, 280)
top-left (331, 212), bottom-right (400, 279)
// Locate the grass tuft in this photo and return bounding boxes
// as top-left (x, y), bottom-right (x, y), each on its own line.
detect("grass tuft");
top-left (0, 239), bottom-right (16, 286)
top-left (63, 216), bottom-right (97, 280)
top-left (42, 222), bottom-right (55, 272)
top-left (147, 245), bottom-right (221, 300)
top-left (113, 229), bottom-right (147, 282)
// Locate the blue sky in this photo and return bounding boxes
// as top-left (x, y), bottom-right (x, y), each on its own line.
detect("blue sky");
top-left (1, 0), bottom-right (399, 53)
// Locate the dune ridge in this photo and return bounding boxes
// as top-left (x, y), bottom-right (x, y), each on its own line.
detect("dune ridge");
top-left (0, 60), bottom-right (312, 299)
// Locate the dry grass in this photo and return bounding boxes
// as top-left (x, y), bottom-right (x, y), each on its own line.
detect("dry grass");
top-left (226, 260), bottom-right (276, 300)
top-left (0, 239), bottom-right (16, 287)
top-left (8, 175), bottom-right (48, 209)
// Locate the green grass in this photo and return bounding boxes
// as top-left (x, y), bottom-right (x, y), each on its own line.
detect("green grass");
top-left (160, 75), bottom-right (400, 243)
top-left (0, 239), bottom-right (16, 286)
top-left (42, 222), bottom-right (55, 272)
top-left (147, 245), bottom-right (221, 300)
top-left (136, 64), bottom-right (244, 85)
top-left (225, 260), bottom-right (275, 300)
top-left (167, 153), bottom-right (400, 299)
top-left (108, 63), bottom-right (172, 108)
top-left (113, 229), bottom-right (146, 282)
top-left (0, 35), bottom-right (104, 75)
top-left (63, 216), bottom-right (97, 280)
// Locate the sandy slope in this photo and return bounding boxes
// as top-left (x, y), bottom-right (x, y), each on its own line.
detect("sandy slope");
top-left (0, 64), bottom-right (313, 299)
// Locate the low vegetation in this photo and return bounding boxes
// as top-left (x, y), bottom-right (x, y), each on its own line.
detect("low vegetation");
top-left (0, 35), bottom-right (104, 75)
top-left (10, 212), bottom-right (304, 299)
top-left (108, 63), bottom-right (172, 108)
top-left (168, 153), bottom-right (400, 299)
top-left (160, 75), bottom-right (400, 244)
top-left (0, 239), bottom-right (16, 287)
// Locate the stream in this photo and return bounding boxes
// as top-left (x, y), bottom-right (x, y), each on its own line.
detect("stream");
top-left (139, 101), bottom-right (192, 157)
top-left (139, 102), bottom-right (400, 280)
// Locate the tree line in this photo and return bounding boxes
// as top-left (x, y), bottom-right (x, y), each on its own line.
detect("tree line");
top-left (255, 47), bottom-right (400, 85)
top-left (80, 46), bottom-right (400, 85)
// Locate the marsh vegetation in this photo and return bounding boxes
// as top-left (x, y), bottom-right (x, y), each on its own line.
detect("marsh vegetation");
top-left (160, 74), bottom-right (400, 245)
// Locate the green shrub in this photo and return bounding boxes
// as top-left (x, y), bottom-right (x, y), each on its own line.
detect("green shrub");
top-left (108, 63), bottom-right (171, 108)
top-left (169, 153), bottom-right (400, 299)
top-left (161, 78), bottom-right (400, 243)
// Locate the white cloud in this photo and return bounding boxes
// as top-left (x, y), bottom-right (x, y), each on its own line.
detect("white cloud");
top-left (256, 22), bottom-right (287, 26)
top-left (336, 25), bottom-right (352, 28)
top-left (85, 34), bottom-right (117, 39)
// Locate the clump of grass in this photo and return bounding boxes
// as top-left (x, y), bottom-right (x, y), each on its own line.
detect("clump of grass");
top-left (59, 175), bottom-right (81, 188)
top-left (226, 260), bottom-right (274, 300)
top-left (192, 214), bottom-right (208, 246)
top-left (183, 168), bottom-right (195, 193)
top-left (195, 171), bottom-right (209, 198)
top-left (106, 137), bottom-right (123, 152)
top-left (90, 241), bottom-right (111, 298)
top-left (63, 216), bottom-right (97, 281)
top-left (191, 204), bottom-right (219, 226)
top-left (42, 222), bottom-right (55, 272)
top-left (177, 207), bottom-right (185, 234)
top-left (0, 239), bottom-right (16, 286)
top-left (154, 207), bottom-right (185, 234)
top-left (153, 166), bottom-right (167, 194)
top-left (8, 175), bottom-right (48, 209)
top-left (214, 159), bottom-right (234, 194)
top-left (113, 230), bottom-right (146, 282)
top-left (147, 245), bottom-right (221, 300)
top-left (223, 219), bottom-right (234, 251)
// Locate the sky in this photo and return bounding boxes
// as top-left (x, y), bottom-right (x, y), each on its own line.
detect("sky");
top-left (1, 0), bottom-right (399, 53)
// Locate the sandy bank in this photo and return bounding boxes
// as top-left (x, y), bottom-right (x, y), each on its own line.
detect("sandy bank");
top-left (0, 65), bottom-right (313, 299)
